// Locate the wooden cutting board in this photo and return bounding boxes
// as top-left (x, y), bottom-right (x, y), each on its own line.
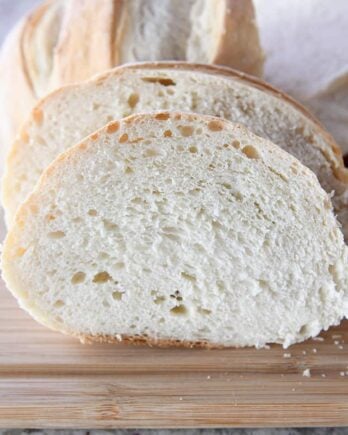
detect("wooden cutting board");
top-left (1, 278), bottom-right (348, 429)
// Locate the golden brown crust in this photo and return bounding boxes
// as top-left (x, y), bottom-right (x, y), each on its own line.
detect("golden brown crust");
top-left (212, 0), bottom-right (264, 76)
top-left (78, 332), bottom-right (227, 349)
top-left (0, 0), bottom-right (264, 157)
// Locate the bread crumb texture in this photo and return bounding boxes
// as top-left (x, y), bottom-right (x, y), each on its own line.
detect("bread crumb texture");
top-left (2, 112), bottom-right (348, 349)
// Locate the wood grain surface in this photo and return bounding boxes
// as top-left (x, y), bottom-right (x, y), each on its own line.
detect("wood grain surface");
top-left (1, 279), bottom-right (348, 429)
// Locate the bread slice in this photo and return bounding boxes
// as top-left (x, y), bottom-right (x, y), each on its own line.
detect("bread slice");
top-left (3, 63), bottom-right (348, 239)
top-left (254, 0), bottom-right (348, 153)
top-left (2, 112), bottom-right (347, 348)
top-left (0, 0), bottom-right (263, 165)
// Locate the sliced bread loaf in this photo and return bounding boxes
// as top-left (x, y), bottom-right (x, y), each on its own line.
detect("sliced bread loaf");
top-left (2, 112), bottom-right (347, 348)
top-left (0, 0), bottom-right (263, 162)
top-left (3, 63), bottom-right (347, 239)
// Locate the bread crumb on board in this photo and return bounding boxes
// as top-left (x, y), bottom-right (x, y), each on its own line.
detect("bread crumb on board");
top-left (303, 369), bottom-right (311, 377)
top-left (283, 353), bottom-right (291, 358)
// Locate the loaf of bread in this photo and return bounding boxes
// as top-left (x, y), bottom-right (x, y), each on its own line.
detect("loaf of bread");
top-left (3, 63), bottom-right (347, 240)
top-left (2, 112), bottom-right (347, 348)
top-left (254, 0), bottom-right (348, 154)
top-left (0, 0), bottom-right (263, 166)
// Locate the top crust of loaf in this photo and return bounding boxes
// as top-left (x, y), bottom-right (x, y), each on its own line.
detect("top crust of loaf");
top-left (2, 111), bottom-right (348, 349)
top-left (3, 62), bottom-right (347, 240)
top-left (0, 0), bottom-right (263, 159)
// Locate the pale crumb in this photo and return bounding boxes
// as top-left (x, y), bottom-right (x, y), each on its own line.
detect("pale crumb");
top-left (115, 334), bottom-right (122, 341)
top-left (303, 368), bottom-right (311, 377)
top-left (321, 374), bottom-right (326, 378)
top-left (291, 388), bottom-right (296, 391)
top-left (302, 350), bottom-right (307, 355)
top-left (334, 340), bottom-right (340, 345)
top-left (313, 337), bottom-right (324, 342)
top-left (280, 374), bottom-right (285, 377)
top-left (312, 348), bottom-right (317, 353)
top-left (179, 397), bottom-right (183, 401)
top-left (332, 334), bottom-right (342, 339)
top-left (338, 345), bottom-right (344, 350)
top-left (206, 375), bottom-right (211, 380)
top-left (283, 353), bottom-right (291, 358)
top-left (340, 371), bottom-right (345, 377)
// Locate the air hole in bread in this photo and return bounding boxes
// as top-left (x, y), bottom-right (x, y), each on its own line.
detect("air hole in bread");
top-left (119, 133), bottom-right (129, 143)
top-left (170, 305), bottom-right (188, 316)
top-left (142, 77), bottom-right (176, 86)
top-left (163, 233), bottom-right (180, 242)
top-left (106, 122), bottom-right (120, 134)
top-left (112, 291), bottom-right (123, 301)
top-left (258, 280), bottom-right (268, 290)
top-left (162, 226), bottom-right (178, 234)
top-left (103, 219), bottom-right (118, 231)
top-left (222, 182), bottom-right (232, 189)
top-left (15, 247), bottom-right (27, 257)
top-left (197, 307), bottom-right (212, 316)
top-left (155, 113), bottom-right (170, 121)
top-left (131, 197), bottom-right (142, 204)
top-left (124, 166), bottom-right (133, 174)
top-left (114, 262), bottom-right (125, 270)
top-left (189, 188), bottom-right (201, 197)
top-left (232, 140), bottom-right (241, 149)
top-left (189, 146), bottom-right (198, 154)
top-left (53, 299), bottom-right (65, 309)
top-left (71, 272), bottom-right (86, 284)
top-left (159, 318), bottom-right (165, 324)
top-left (178, 125), bottom-right (194, 137)
top-left (102, 300), bottom-right (110, 308)
top-left (164, 130), bottom-right (172, 137)
top-left (92, 102), bottom-right (101, 111)
top-left (208, 120), bottom-right (223, 132)
top-left (72, 217), bottom-right (83, 224)
top-left (242, 145), bottom-right (260, 160)
top-left (127, 93), bottom-right (139, 108)
top-left (217, 281), bottom-right (225, 292)
top-left (181, 272), bottom-right (196, 282)
top-left (88, 209), bottom-right (98, 216)
top-left (48, 231), bottom-right (65, 239)
top-left (98, 252), bottom-right (110, 260)
top-left (144, 148), bottom-right (159, 157)
top-left (93, 271), bottom-right (112, 283)
top-left (166, 88), bottom-right (175, 95)
top-left (299, 325), bottom-right (309, 335)
top-left (212, 220), bottom-right (223, 230)
top-left (153, 295), bottom-right (166, 305)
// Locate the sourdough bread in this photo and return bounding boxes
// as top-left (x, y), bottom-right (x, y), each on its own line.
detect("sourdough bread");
top-left (0, 0), bottom-right (263, 164)
top-left (2, 112), bottom-right (348, 348)
top-left (254, 0), bottom-right (348, 154)
top-left (3, 63), bottom-right (347, 239)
